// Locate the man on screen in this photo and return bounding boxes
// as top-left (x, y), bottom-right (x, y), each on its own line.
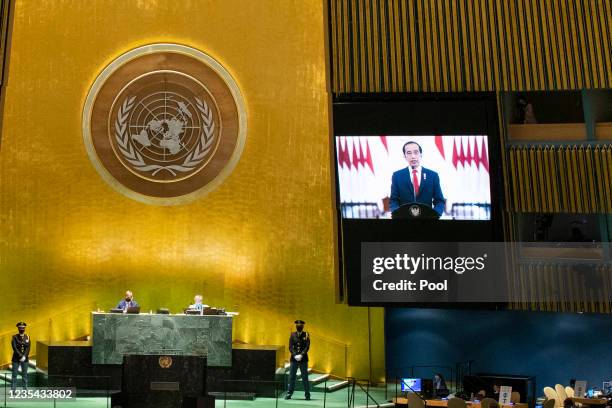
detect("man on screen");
top-left (389, 141), bottom-right (445, 215)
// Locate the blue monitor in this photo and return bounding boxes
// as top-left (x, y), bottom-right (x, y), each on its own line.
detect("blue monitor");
top-left (401, 378), bottom-right (422, 393)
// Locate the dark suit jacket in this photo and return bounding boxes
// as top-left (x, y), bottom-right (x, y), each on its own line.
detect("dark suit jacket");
top-left (389, 166), bottom-right (445, 215)
top-left (117, 299), bottom-right (139, 310)
top-left (289, 331), bottom-right (310, 362)
top-left (11, 334), bottom-right (30, 362)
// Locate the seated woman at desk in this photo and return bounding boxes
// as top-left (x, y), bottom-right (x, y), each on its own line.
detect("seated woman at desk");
top-left (434, 373), bottom-right (450, 398)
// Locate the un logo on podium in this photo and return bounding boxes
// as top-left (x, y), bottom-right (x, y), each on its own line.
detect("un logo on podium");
top-left (83, 44), bottom-right (246, 205)
top-left (158, 356), bottom-right (173, 369)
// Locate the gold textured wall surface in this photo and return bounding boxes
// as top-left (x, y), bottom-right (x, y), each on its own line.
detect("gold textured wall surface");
top-left (330, 0), bottom-right (612, 93)
top-left (0, 0), bottom-right (385, 379)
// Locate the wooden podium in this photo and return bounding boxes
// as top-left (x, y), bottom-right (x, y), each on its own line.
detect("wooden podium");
top-left (112, 354), bottom-right (212, 408)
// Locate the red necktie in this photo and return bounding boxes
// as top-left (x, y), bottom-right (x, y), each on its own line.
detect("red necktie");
top-left (412, 169), bottom-right (419, 196)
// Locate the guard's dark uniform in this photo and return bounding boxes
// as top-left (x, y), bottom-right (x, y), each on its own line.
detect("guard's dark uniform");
top-left (11, 327), bottom-right (30, 390)
top-left (287, 330), bottom-right (310, 399)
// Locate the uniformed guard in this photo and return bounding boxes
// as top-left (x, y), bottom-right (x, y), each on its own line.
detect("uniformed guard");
top-left (285, 319), bottom-right (311, 400)
top-left (11, 322), bottom-right (30, 391)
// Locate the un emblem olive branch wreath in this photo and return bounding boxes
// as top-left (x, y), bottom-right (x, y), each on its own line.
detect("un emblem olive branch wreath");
top-left (114, 96), bottom-right (215, 177)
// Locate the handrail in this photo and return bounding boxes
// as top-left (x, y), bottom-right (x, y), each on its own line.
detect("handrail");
top-left (305, 330), bottom-right (351, 348)
top-left (455, 360), bottom-right (474, 393)
top-left (385, 363), bottom-right (454, 374)
top-left (347, 377), bottom-right (380, 408)
top-left (277, 330), bottom-right (351, 378)
top-left (4, 374), bottom-right (112, 408)
top-left (385, 363), bottom-right (471, 400)
top-left (0, 300), bottom-right (97, 339)
top-left (312, 333), bottom-right (351, 378)
top-left (221, 379), bottom-right (282, 408)
top-left (220, 377), bottom-right (334, 407)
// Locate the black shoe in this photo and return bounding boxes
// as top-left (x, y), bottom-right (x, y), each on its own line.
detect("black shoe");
top-left (305, 396), bottom-right (311, 400)
top-left (284, 394), bottom-right (292, 400)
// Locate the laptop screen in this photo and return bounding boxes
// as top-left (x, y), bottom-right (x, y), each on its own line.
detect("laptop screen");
top-left (401, 378), bottom-right (422, 393)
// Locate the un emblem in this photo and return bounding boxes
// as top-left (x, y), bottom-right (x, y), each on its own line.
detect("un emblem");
top-left (158, 356), bottom-right (173, 369)
top-left (83, 44), bottom-right (246, 204)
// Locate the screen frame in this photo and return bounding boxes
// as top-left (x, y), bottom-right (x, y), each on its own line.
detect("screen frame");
top-left (401, 378), bottom-right (423, 393)
top-left (331, 93), bottom-right (506, 307)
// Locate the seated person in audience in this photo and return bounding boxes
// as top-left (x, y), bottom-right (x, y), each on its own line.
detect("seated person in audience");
top-left (477, 390), bottom-right (487, 399)
top-left (493, 384), bottom-right (501, 399)
top-left (433, 373), bottom-right (450, 398)
top-left (117, 290), bottom-right (139, 311)
top-left (188, 294), bottom-right (208, 311)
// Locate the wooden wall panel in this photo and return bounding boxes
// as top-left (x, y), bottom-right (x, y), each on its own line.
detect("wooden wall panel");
top-left (329, 0), bottom-right (612, 93)
top-left (508, 145), bottom-right (612, 213)
top-left (510, 262), bottom-right (612, 313)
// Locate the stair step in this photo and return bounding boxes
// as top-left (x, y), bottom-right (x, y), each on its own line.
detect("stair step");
top-left (284, 367), bottom-right (313, 376)
top-left (291, 374), bottom-right (333, 392)
top-left (0, 367), bottom-right (40, 388)
top-left (326, 379), bottom-right (350, 392)
top-left (309, 374), bottom-right (330, 385)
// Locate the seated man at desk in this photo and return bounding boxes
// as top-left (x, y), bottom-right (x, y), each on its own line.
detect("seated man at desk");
top-left (188, 294), bottom-right (208, 311)
top-left (117, 290), bottom-right (139, 312)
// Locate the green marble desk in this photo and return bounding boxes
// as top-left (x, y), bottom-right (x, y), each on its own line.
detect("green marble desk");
top-left (91, 312), bottom-right (232, 366)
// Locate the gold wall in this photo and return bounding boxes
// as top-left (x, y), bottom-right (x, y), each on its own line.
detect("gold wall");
top-left (0, 0), bottom-right (385, 380)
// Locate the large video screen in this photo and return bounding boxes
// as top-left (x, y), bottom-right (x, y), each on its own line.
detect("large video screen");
top-left (332, 97), bottom-right (504, 306)
top-left (335, 135), bottom-right (491, 220)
